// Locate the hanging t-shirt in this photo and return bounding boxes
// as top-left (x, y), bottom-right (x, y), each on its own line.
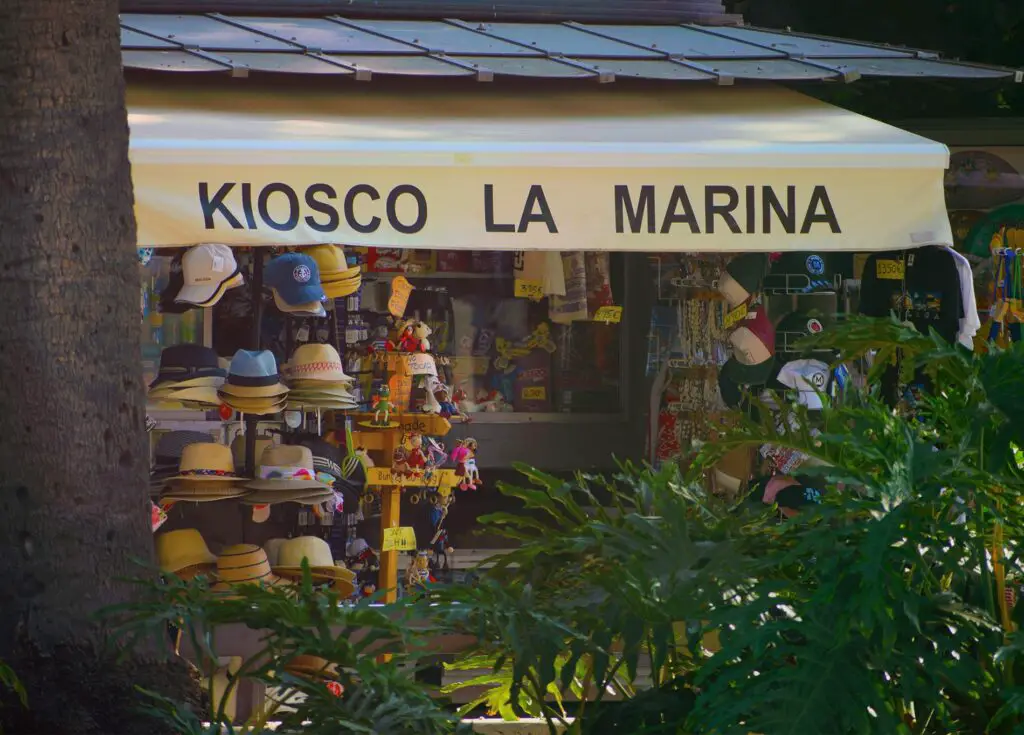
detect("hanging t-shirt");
top-left (860, 246), bottom-right (963, 405)
top-left (944, 247), bottom-right (981, 350)
top-left (860, 246), bottom-right (963, 345)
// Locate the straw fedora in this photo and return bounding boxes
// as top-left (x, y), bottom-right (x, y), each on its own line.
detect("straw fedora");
top-left (169, 443), bottom-right (241, 482)
top-left (155, 529), bottom-right (217, 575)
top-left (264, 538), bottom-right (288, 565)
top-left (211, 544), bottom-right (288, 593)
top-left (284, 344), bottom-right (353, 384)
top-left (220, 350), bottom-right (289, 399)
top-left (273, 536), bottom-right (356, 590)
top-left (231, 434), bottom-right (276, 472)
top-left (284, 654), bottom-right (339, 681)
top-left (246, 445), bottom-right (331, 492)
top-left (242, 489), bottom-right (334, 506)
top-left (161, 483), bottom-right (251, 503)
top-left (149, 385), bottom-right (223, 408)
top-left (218, 394), bottom-right (288, 413)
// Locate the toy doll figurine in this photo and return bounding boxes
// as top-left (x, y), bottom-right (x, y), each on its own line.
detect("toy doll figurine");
top-left (405, 432), bottom-right (427, 477)
top-left (368, 323), bottom-right (396, 354)
top-left (405, 551), bottom-right (435, 590)
top-left (398, 320), bottom-right (433, 353)
top-left (391, 446), bottom-right (412, 478)
top-left (434, 384), bottom-right (462, 420)
top-left (463, 438), bottom-right (481, 490)
top-left (451, 440), bottom-right (471, 490)
top-left (371, 384), bottom-right (392, 426)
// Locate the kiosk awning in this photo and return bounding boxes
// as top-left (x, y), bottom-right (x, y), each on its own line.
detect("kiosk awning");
top-left (129, 85), bottom-right (954, 252)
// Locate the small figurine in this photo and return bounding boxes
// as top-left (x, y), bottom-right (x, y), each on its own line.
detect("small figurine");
top-left (367, 323), bottom-right (396, 354)
top-left (477, 389), bottom-right (512, 413)
top-left (405, 551), bottom-right (435, 590)
top-left (463, 438), bottom-right (481, 490)
top-left (422, 383), bottom-right (442, 414)
top-left (361, 583), bottom-right (377, 598)
top-left (453, 386), bottom-right (476, 418)
top-left (451, 440), bottom-right (471, 490)
top-left (372, 384), bottom-right (393, 426)
top-left (405, 432), bottom-right (427, 477)
top-left (434, 384), bottom-right (463, 420)
top-left (392, 446), bottom-right (412, 478)
top-left (398, 320), bottom-right (432, 353)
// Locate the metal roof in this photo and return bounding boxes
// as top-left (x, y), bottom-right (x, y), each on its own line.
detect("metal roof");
top-left (120, 13), bottom-right (1023, 84)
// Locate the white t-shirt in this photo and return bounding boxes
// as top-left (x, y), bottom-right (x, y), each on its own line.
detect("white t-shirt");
top-left (945, 247), bottom-right (981, 349)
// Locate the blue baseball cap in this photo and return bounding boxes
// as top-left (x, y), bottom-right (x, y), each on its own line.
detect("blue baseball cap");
top-left (266, 253), bottom-right (326, 307)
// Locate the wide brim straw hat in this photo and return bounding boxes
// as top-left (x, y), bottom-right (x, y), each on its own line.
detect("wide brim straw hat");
top-left (285, 344), bottom-right (353, 384)
top-left (287, 386), bottom-right (355, 401)
top-left (231, 434), bottom-right (276, 472)
top-left (242, 489), bottom-right (334, 505)
top-left (210, 544), bottom-right (289, 593)
top-left (219, 392), bottom-right (288, 411)
top-left (264, 538), bottom-right (289, 566)
top-left (155, 528), bottom-right (217, 574)
top-left (219, 381), bottom-right (290, 399)
top-left (149, 375), bottom-right (226, 394)
top-left (273, 536), bottom-right (356, 581)
top-left (284, 655), bottom-right (339, 680)
top-left (170, 443), bottom-right (242, 482)
top-left (161, 487), bottom-right (251, 503)
top-left (246, 445), bottom-right (331, 492)
top-left (149, 385), bottom-right (223, 407)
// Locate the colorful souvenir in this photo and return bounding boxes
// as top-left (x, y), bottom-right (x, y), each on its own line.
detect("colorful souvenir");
top-left (392, 446), bottom-right (412, 478)
top-left (434, 384), bottom-right (463, 420)
top-left (370, 384), bottom-right (393, 427)
top-left (463, 438), bottom-right (481, 489)
top-left (367, 324), bottom-right (396, 353)
top-left (405, 551), bottom-right (435, 590)
top-left (398, 320), bottom-right (432, 353)
top-left (453, 386), bottom-right (476, 418)
top-left (405, 432), bottom-right (427, 477)
top-left (494, 322), bottom-right (558, 373)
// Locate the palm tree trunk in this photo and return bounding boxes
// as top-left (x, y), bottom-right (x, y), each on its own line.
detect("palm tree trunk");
top-left (0, 1), bottom-right (189, 731)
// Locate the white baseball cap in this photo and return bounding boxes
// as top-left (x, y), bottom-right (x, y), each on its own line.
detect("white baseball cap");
top-left (175, 244), bottom-right (241, 306)
top-left (777, 359), bottom-right (830, 410)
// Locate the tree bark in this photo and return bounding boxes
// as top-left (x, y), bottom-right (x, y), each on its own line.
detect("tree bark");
top-left (0, 1), bottom-right (188, 732)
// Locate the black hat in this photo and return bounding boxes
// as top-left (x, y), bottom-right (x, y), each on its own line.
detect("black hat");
top-left (724, 253), bottom-right (769, 298)
top-left (149, 344), bottom-right (226, 390)
top-left (765, 252), bottom-right (846, 294)
top-left (298, 436), bottom-right (365, 506)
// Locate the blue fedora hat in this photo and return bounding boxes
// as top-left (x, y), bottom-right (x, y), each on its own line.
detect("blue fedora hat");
top-left (220, 350), bottom-right (288, 398)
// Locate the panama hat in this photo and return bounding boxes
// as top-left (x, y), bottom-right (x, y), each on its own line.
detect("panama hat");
top-left (284, 344), bottom-right (353, 384)
top-left (149, 344), bottom-right (226, 390)
top-left (273, 536), bottom-right (356, 590)
top-left (231, 434), bottom-right (276, 473)
top-left (211, 544), bottom-right (289, 593)
top-left (246, 445), bottom-right (331, 492)
top-left (264, 538), bottom-right (289, 565)
top-left (218, 394), bottom-right (288, 414)
top-left (220, 350), bottom-right (289, 397)
top-left (241, 489), bottom-right (334, 505)
top-left (155, 529), bottom-right (217, 575)
top-left (161, 482), bottom-right (251, 503)
top-left (168, 443), bottom-right (242, 482)
top-left (175, 244), bottom-right (243, 307)
top-left (150, 385), bottom-right (223, 409)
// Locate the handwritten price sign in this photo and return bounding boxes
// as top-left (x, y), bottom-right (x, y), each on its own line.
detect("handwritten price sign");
top-left (593, 305), bottom-right (623, 324)
top-left (875, 259), bottom-right (905, 281)
top-left (389, 275), bottom-right (414, 317)
top-left (514, 279), bottom-right (545, 301)
top-left (382, 527), bottom-right (417, 552)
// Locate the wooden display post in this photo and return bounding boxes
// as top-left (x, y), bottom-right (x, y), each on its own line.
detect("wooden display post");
top-left (348, 410), bottom-right (453, 602)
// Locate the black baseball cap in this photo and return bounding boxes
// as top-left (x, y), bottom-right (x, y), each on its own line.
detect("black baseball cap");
top-left (765, 253), bottom-right (848, 294)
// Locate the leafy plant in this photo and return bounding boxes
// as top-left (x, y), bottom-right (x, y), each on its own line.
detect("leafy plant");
top-left (430, 316), bottom-right (1024, 734)
top-left (103, 566), bottom-right (455, 735)
top-left (0, 658), bottom-right (27, 735)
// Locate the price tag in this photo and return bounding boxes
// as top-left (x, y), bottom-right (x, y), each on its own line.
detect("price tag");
top-left (593, 305), bottom-right (623, 324)
top-left (875, 260), bottom-right (905, 280)
top-left (723, 303), bottom-right (748, 329)
top-left (514, 279), bottom-right (545, 301)
top-left (522, 386), bottom-right (547, 400)
top-left (406, 353), bottom-right (437, 377)
top-left (382, 527), bottom-right (417, 552)
top-left (388, 275), bottom-right (414, 317)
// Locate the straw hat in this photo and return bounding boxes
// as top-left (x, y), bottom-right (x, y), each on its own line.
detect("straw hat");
top-left (284, 344), bottom-right (353, 384)
top-left (231, 434), bottom-right (276, 472)
top-left (161, 481), bottom-right (251, 503)
top-left (264, 538), bottom-right (288, 565)
top-left (211, 544), bottom-right (288, 593)
top-left (155, 529), bottom-right (217, 574)
top-left (273, 536), bottom-right (356, 590)
top-left (169, 443), bottom-right (241, 482)
top-left (241, 489), bottom-right (334, 506)
top-left (284, 654), bottom-right (339, 681)
top-left (246, 445), bottom-right (331, 492)
top-left (149, 385), bottom-right (223, 408)
top-left (220, 350), bottom-right (289, 399)
top-left (219, 395), bottom-right (288, 413)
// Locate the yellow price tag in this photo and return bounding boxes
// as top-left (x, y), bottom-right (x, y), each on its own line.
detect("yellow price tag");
top-left (875, 259), bottom-right (905, 280)
top-left (388, 275), bottom-right (414, 317)
top-left (593, 305), bottom-right (623, 324)
top-left (382, 527), bottom-right (417, 552)
top-left (723, 303), bottom-right (748, 329)
top-left (522, 386), bottom-right (547, 400)
top-left (514, 279), bottom-right (545, 300)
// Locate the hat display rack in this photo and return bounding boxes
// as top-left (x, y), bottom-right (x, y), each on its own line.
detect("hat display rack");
top-left (150, 244), bottom-right (483, 606)
top-left (647, 252), bottom-right (851, 511)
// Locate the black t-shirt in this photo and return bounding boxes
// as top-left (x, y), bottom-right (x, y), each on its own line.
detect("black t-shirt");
top-left (860, 246), bottom-right (963, 344)
top-left (859, 246), bottom-right (963, 405)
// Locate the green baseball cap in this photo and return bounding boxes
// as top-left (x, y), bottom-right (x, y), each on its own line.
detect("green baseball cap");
top-left (724, 253), bottom-right (768, 298)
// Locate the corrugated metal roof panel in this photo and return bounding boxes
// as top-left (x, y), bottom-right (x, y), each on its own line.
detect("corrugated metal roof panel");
top-left (453, 55), bottom-right (596, 77)
top-left (706, 25), bottom-right (916, 59)
top-left (830, 57), bottom-right (1015, 79)
top-left (121, 28), bottom-right (178, 48)
top-left (574, 23), bottom-right (785, 59)
top-left (121, 13), bottom-right (295, 50)
top-left (574, 58), bottom-right (716, 81)
top-left (454, 21), bottom-right (662, 58)
top-left (122, 49), bottom-right (231, 71)
top-left (327, 54), bottom-right (473, 76)
top-left (351, 19), bottom-right (541, 55)
top-left (707, 59), bottom-right (838, 81)
top-left (210, 51), bottom-right (355, 74)
top-left (225, 16), bottom-right (423, 53)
